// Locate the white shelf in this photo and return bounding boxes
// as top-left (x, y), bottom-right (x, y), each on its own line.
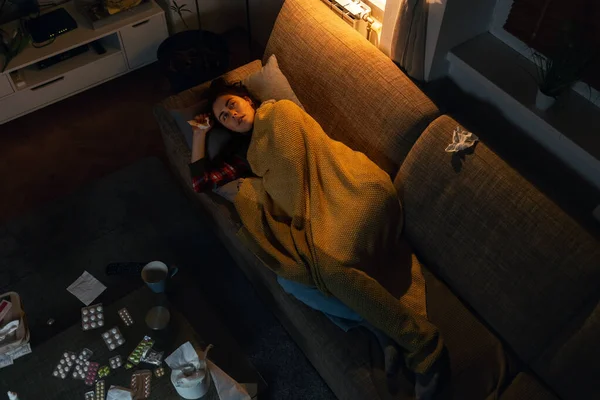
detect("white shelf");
top-left (0, 0), bottom-right (164, 73)
top-left (11, 45), bottom-right (122, 91)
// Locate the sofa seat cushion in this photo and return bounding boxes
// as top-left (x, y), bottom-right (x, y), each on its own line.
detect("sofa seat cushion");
top-left (196, 189), bottom-right (521, 400)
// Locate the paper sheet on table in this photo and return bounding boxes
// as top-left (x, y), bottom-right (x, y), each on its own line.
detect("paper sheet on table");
top-left (165, 342), bottom-right (250, 400)
top-left (67, 271), bottom-right (106, 305)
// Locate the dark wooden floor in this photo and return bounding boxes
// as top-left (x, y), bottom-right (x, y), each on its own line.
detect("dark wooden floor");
top-left (0, 29), bottom-right (259, 225)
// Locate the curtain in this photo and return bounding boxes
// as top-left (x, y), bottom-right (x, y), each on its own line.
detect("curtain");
top-left (382, 0), bottom-right (429, 81)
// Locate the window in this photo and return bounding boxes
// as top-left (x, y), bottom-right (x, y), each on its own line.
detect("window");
top-left (503, 0), bottom-right (600, 90)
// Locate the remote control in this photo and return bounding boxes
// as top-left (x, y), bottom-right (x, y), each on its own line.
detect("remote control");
top-left (105, 262), bottom-right (146, 276)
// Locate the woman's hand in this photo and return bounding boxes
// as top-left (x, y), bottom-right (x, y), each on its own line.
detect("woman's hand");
top-left (191, 113), bottom-right (215, 136)
top-left (191, 113), bottom-right (213, 163)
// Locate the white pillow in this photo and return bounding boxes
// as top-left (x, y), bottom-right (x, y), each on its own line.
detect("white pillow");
top-left (242, 55), bottom-right (304, 109)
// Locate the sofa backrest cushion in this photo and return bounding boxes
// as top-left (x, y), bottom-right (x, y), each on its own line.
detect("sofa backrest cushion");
top-left (396, 115), bottom-right (600, 364)
top-left (264, 0), bottom-right (439, 176)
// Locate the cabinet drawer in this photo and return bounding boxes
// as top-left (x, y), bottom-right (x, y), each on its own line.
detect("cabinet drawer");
top-left (0, 52), bottom-right (127, 123)
top-left (120, 14), bottom-right (167, 70)
top-left (0, 74), bottom-right (14, 99)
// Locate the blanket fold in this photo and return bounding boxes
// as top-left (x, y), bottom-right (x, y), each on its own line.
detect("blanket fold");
top-left (234, 100), bottom-right (442, 373)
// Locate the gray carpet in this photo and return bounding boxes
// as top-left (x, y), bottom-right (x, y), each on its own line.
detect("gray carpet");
top-left (0, 157), bottom-right (336, 400)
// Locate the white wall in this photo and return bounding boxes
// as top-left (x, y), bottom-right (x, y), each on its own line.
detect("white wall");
top-left (425, 0), bottom-right (497, 81)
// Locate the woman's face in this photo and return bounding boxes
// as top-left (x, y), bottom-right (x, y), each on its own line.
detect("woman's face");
top-left (212, 94), bottom-right (255, 133)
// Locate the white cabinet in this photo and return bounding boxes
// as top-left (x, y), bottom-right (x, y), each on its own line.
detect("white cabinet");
top-left (0, 0), bottom-right (167, 124)
top-left (120, 14), bottom-right (167, 70)
top-left (0, 52), bottom-right (127, 122)
top-left (0, 74), bottom-right (13, 99)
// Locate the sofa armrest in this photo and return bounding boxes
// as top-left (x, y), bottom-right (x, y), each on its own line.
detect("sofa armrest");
top-left (160, 60), bottom-right (263, 111)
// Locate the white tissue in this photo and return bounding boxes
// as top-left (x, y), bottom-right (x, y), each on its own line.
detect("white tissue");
top-left (445, 126), bottom-right (479, 153)
top-left (165, 342), bottom-right (250, 400)
top-left (0, 320), bottom-right (19, 344)
top-left (106, 387), bottom-right (133, 400)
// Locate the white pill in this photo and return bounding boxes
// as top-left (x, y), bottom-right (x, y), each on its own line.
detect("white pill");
top-left (83, 316), bottom-right (89, 322)
top-left (60, 373), bottom-right (66, 378)
top-left (83, 324), bottom-right (89, 329)
top-left (97, 306), bottom-right (102, 312)
top-left (90, 309), bottom-right (95, 314)
top-left (109, 344), bottom-right (116, 350)
top-left (103, 332), bottom-right (109, 338)
top-left (97, 313), bottom-right (103, 319)
top-left (111, 328), bottom-right (117, 334)
top-left (53, 371), bottom-right (58, 376)
top-left (91, 322), bottom-right (97, 328)
top-left (82, 309), bottom-right (88, 315)
top-left (60, 359), bottom-right (65, 364)
top-left (118, 339), bottom-right (124, 345)
top-left (71, 355), bottom-right (76, 360)
top-left (98, 320), bottom-right (104, 326)
top-left (90, 315), bottom-right (96, 321)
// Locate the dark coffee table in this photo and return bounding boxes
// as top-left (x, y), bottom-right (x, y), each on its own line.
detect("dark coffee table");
top-left (0, 271), bottom-right (266, 399)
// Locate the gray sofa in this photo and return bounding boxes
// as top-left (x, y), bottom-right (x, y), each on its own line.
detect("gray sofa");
top-left (153, 0), bottom-right (600, 398)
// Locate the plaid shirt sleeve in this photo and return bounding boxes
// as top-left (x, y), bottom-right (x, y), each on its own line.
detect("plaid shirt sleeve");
top-left (189, 155), bottom-right (250, 193)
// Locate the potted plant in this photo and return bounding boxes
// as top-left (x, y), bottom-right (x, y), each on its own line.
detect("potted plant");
top-left (157, 0), bottom-right (229, 92)
top-left (532, 25), bottom-right (597, 111)
top-left (0, 25), bottom-right (28, 73)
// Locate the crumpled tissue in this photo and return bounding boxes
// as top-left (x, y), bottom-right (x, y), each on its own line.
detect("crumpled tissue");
top-left (165, 342), bottom-right (250, 400)
top-left (106, 386), bottom-right (134, 400)
top-left (445, 126), bottom-right (479, 153)
top-left (0, 321), bottom-right (19, 345)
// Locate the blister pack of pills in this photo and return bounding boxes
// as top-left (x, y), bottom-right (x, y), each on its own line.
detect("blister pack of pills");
top-left (52, 351), bottom-right (76, 379)
top-left (81, 304), bottom-right (104, 331)
top-left (98, 365), bottom-right (110, 379)
top-left (117, 308), bottom-right (134, 326)
top-left (127, 336), bottom-right (154, 365)
top-left (131, 370), bottom-right (152, 399)
top-left (101, 327), bottom-right (125, 351)
top-left (95, 380), bottom-right (105, 400)
top-left (84, 362), bottom-right (99, 386)
top-left (109, 355), bottom-right (122, 369)
top-left (72, 348), bottom-right (94, 379)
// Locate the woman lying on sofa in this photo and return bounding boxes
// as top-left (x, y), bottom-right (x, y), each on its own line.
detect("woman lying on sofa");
top-left (188, 78), bottom-right (449, 400)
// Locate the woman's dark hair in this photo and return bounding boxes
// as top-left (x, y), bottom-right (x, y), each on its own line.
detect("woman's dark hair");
top-left (204, 77), bottom-right (258, 119)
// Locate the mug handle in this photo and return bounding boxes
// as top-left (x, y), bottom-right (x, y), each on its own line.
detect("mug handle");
top-left (169, 266), bottom-right (179, 278)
